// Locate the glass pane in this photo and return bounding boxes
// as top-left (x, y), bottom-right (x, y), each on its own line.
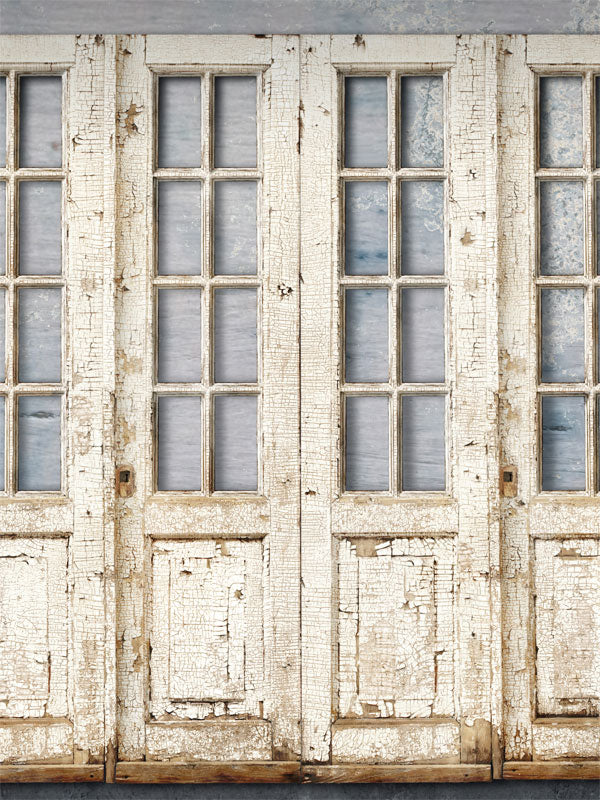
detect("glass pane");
top-left (401, 394), bottom-right (445, 491)
top-left (345, 395), bottom-right (389, 491)
top-left (344, 76), bottom-right (388, 168)
top-left (0, 396), bottom-right (4, 491)
top-left (539, 181), bottom-right (584, 276)
top-left (0, 182), bottom-right (5, 275)
top-left (213, 288), bottom-right (257, 383)
top-left (157, 395), bottom-right (202, 491)
top-left (213, 394), bottom-right (257, 491)
top-left (214, 76), bottom-right (257, 168)
top-left (18, 394), bottom-right (61, 491)
top-left (541, 288), bottom-right (584, 383)
top-left (401, 76), bottom-right (443, 168)
top-left (19, 76), bottom-right (62, 168)
top-left (0, 77), bottom-right (5, 166)
top-left (158, 77), bottom-right (202, 168)
top-left (344, 288), bottom-right (388, 383)
top-left (401, 287), bottom-right (445, 383)
top-left (157, 288), bottom-right (202, 383)
top-left (541, 395), bottom-right (585, 491)
top-left (400, 180), bottom-right (444, 275)
top-left (539, 76), bottom-right (583, 168)
top-left (213, 181), bottom-right (257, 275)
top-left (344, 181), bottom-right (388, 275)
top-left (18, 181), bottom-right (62, 275)
top-left (0, 289), bottom-right (4, 382)
top-left (18, 288), bottom-right (61, 383)
top-left (157, 181), bottom-right (202, 276)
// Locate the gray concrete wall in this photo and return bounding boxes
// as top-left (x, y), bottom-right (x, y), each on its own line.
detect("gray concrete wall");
top-left (0, 1), bottom-right (598, 796)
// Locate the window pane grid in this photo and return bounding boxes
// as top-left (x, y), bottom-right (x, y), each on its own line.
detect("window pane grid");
top-left (536, 71), bottom-right (600, 493)
top-left (340, 71), bottom-right (448, 494)
top-left (0, 70), bottom-right (65, 494)
top-left (154, 71), bottom-right (261, 494)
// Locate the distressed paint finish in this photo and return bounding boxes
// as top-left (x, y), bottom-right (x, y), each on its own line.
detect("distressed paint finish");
top-left (331, 720), bottom-right (460, 764)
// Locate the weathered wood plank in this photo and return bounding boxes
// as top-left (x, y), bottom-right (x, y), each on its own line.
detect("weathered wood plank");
top-left (504, 761), bottom-right (600, 780)
top-left (116, 761), bottom-right (300, 783)
top-left (303, 764), bottom-right (491, 783)
top-left (0, 765), bottom-right (103, 782)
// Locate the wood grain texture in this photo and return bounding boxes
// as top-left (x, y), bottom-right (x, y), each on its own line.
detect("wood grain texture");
top-left (302, 764), bottom-right (491, 783)
top-left (116, 761), bottom-right (300, 783)
top-left (0, 764), bottom-right (104, 782)
top-left (503, 761), bottom-right (600, 780)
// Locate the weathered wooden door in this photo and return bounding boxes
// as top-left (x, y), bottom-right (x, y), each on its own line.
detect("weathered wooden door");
top-left (0, 36), bottom-right (113, 780)
top-left (113, 35), bottom-right (301, 781)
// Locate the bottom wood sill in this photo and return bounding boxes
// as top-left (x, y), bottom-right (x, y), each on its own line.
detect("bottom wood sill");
top-left (302, 764), bottom-right (491, 783)
top-left (503, 761), bottom-right (600, 780)
top-left (0, 765), bottom-right (104, 782)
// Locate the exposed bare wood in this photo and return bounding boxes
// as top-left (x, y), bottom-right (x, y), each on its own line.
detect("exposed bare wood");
top-left (302, 764), bottom-right (492, 783)
top-left (503, 761), bottom-right (600, 780)
top-left (0, 765), bottom-right (104, 782)
top-left (116, 761), bottom-right (300, 783)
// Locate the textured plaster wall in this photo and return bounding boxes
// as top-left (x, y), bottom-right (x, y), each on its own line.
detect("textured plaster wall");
top-left (0, 0), bottom-right (598, 797)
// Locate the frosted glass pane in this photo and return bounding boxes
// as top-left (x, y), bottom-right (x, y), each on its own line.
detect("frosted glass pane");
top-left (0, 289), bottom-right (4, 382)
top-left (539, 181), bottom-right (584, 275)
top-left (157, 289), bottom-right (202, 383)
top-left (0, 182), bottom-right (5, 275)
top-left (18, 395), bottom-right (61, 491)
top-left (19, 76), bottom-right (62, 168)
top-left (18, 288), bottom-right (61, 383)
top-left (541, 288), bottom-right (584, 383)
top-left (0, 77), bottom-right (5, 167)
top-left (344, 77), bottom-right (388, 168)
top-left (542, 395), bottom-right (585, 491)
top-left (402, 394), bottom-right (445, 491)
top-left (214, 76), bottom-right (256, 168)
top-left (401, 76), bottom-right (443, 168)
top-left (0, 396), bottom-right (4, 491)
top-left (539, 76), bottom-right (583, 168)
top-left (157, 181), bottom-right (202, 276)
top-left (214, 181), bottom-right (257, 275)
top-left (345, 395), bottom-right (389, 491)
top-left (157, 395), bottom-right (202, 491)
top-left (158, 77), bottom-right (201, 168)
top-left (213, 288), bottom-right (257, 383)
top-left (401, 288), bottom-right (445, 383)
top-left (213, 394), bottom-right (257, 491)
top-left (345, 181), bottom-right (388, 275)
top-left (19, 181), bottom-right (62, 275)
top-left (345, 288), bottom-right (388, 383)
top-left (401, 180), bottom-right (444, 275)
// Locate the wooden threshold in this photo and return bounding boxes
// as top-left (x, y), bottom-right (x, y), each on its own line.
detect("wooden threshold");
top-left (303, 764), bottom-right (491, 783)
top-left (503, 761), bottom-right (600, 780)
top-left (0, 765), bottom-right (104, 782)
top-left (116, 761), bottom-right (301, 783)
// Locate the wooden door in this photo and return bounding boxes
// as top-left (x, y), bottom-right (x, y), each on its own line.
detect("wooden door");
top-left (113, 35), bottom-right (301, 782)
top-left (0, 35), bottom-right (113, 781)
top-left (498, 35), bottom-right (600, 781)
top-left (299, 35), bottom-right (501, 782)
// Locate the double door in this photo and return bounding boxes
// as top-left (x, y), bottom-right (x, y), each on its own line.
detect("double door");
top-left (0, 34), bottom-right (597, 782)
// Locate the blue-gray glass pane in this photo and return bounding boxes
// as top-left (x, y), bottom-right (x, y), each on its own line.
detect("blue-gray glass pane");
top-left (18, 395), bottom-right (61, 491)
top-left (401, 76), bottom-right (443, 168)
top-left (157, 181), bottom-right (202, 276)
top-left (345, 181), bottom-right (388, 275)
top-left (19, 76), bottom-right (62, 168)
top-left (344, 77), bottom-right (388, 168)
top-left (541, 288), bottom-right (584, 383)
top-left (18, 288), bottom-right (61, 383)
top-left (345, 288), bottom-right (388, 383)
top-left (401, 287), bottom-right (445, 383)
top-left (158, 77), bottom-right (202, 168)
top-left (214, 76), bottom-right (256, 168)
top-left (0, 182), bottom-right (5, 275)
top-left (157, 395), bottom-right (202, 491)
top-left (401, 180), bottom-right (444, 275)
top-left (542, 395), bottom-right (585, 491)
top-left (0, 396), bottom-right (4, 491)
top-left (539, 76), bottom-right (583, 168)
top-left (539, 181), bottom-right (584, 276)
top-left (157, 288), bottom-right (202, 383)
top-left (214, 181), bottom-right (257, 275)
top-left (345, 395), bottom-right (389, 491)
top-left (213, 288), bottom-right (257, 383)
top-left (0, 77), bottom-right (5, 166)
top-left (402, 394), bottom-right (445, 491)
top-left (19, 181), bottom-right (62, 275)
top-left (0, 289), bottom-right (4, 382)
top-left (213, 394), bottom-right (257, 491)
